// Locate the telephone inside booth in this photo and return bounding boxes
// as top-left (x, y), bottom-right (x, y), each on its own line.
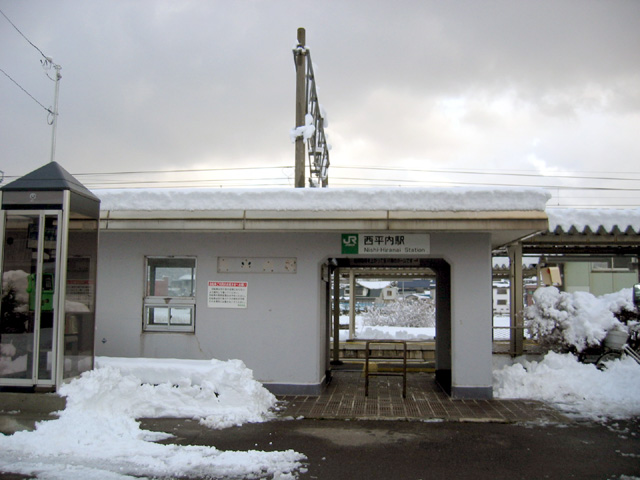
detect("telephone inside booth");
top-left (27, 273), bottom-right (55, 313)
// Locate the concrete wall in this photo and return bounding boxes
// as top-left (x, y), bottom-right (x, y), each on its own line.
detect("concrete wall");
top-left (434, 233), bottom-right (493, 399)
top-left (95, 230), bottom-right (494, 398)
top-left (96, 231), bottom-right (336, 394)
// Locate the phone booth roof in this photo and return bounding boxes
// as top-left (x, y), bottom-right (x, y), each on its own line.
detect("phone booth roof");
top-left (1, 162), bottom-right (99, 218)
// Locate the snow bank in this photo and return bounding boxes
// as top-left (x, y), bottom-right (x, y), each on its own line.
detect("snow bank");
top-left (0, 357), bottom-right (305, 480)
top-left (88, 357), bottom-right (278, 429)
top-left (525, 287), bottom-right (632, 352)
top-left (96, 186), bottom-right (550, 212)
top-left (494, 352), bottom-right (640, 421)
top-left (356, 326), bottom-right (435, 341)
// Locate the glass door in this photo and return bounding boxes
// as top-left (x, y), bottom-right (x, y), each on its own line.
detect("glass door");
top-left (0, 211), bottom-right (60, 386)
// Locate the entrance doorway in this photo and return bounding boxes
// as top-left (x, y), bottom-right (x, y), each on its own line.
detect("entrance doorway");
top-left (0, 211), bottom-right (61, 387)
top-left (326, 258), bottom-right (451, 394)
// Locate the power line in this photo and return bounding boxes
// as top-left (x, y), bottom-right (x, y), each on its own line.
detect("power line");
top-left (332, 165), bottom-right (640, 183)
top-left (0, 7), bottom-right (50, 62)
top-left (0, 66), bottom-right (52, 113)
top-left (329, 175), bottom-right (640, 192)
top-left (73, 165), bottom-right (293, 177)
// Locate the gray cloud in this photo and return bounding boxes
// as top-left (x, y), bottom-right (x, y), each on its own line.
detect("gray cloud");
top-left (1, 0), bottom-right (639, 205)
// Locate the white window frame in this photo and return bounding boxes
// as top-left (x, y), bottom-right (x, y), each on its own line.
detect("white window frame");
top-left (143, 256), bottom-right (196, 332)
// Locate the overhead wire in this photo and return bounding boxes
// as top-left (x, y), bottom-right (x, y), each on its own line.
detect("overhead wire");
top-left (331, 165), bottom-right (640, 183)
top-left (0, 66), bottom-right (52, 113)
top-left (0, 7), bottom-right (58, 121)
top-left (0, 7), bottom-right (51, 62)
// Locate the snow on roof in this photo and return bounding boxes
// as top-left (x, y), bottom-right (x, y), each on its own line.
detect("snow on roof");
top-left (94, 187), bottom-right (550, 212)
top-left (357, 280), bottom-right (392, 290)
top-left (547, 208), bottom-right (640, 234)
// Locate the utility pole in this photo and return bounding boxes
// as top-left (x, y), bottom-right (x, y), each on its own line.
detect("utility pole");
top-left (294, 27), bottom-right (307, 188)
top-left (49, 62), bottom-right (62, 163)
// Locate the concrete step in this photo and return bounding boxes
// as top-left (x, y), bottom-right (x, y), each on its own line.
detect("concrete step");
top-left (0, 392), bottom-right (66, 413)
top-left (0, 392), bottom-right (66, 434)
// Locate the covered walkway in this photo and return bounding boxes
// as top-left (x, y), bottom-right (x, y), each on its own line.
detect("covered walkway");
top-left (277, 369), bottom-right (567, 423)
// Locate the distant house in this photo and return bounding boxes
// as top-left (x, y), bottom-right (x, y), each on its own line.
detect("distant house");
top-left (493, 281), bottom-right (510, 315)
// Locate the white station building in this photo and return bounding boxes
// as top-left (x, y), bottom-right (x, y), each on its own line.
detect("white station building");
top-left (0, 162), bottom-right (552, 399)
top-left (92, 185), bottom-right (550, 399)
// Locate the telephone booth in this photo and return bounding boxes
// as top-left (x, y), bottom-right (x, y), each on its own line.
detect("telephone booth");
top-left (0, 162), bottom-right (99, 391)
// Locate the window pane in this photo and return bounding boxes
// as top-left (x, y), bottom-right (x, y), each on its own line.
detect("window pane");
top-left (144, 257), bottom-right (195, 332)
top-left (170, 307), bottom-right (192, 325)
top-left (146, 258), bottom-right (195, 297)
top-left (147, 307), bottom-right (169, 325)
top-left (613, 257), bottom-right (633, 269)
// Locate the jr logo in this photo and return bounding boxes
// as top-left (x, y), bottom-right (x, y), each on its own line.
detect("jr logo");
top-left (341, 233), bottom-right (359, 254)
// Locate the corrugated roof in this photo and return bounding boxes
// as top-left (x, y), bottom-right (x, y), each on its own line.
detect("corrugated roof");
top-left (546, 208), bottom-right (640, 235)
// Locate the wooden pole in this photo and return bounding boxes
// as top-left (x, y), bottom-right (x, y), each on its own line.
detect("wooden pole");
top-left (508, 243), bottom-right (524, 356)
top-left (294, 28), bottom-right (306, 188)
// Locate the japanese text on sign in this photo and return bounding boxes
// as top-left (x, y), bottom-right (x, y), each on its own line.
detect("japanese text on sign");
top-left (341, 233), bottom-right (430, 255)
top-left (207, 281), bottom-right (248, 309)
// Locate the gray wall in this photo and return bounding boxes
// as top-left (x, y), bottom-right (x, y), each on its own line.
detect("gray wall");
top-left (95, 230), bottom-right (493, 397)
top-left (96, 231), bottom-right (336, 393)
top-left (434, 233), bottom-right (493, 398)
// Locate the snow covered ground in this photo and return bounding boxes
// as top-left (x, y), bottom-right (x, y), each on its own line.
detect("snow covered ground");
top-left (0, 358), bottom-right (306, 480)
top-left (1, 352), bottom-right (638, 479)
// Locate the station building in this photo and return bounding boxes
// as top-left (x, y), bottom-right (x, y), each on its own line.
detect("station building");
top-left (1, 163), bottom-right (550, 398)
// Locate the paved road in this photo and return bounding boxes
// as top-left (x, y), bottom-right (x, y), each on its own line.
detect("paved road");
top-left (136, 417), bottom-right (640, 480)
top-left (1, 411), bottom-right (638, 479)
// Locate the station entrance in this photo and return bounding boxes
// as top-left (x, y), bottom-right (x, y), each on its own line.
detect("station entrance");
top-left (326, 257), bottom-right (452, 394)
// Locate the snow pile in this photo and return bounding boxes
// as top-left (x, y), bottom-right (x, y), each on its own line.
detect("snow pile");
top-left (524, 287), bottom-right (633, 352)
top-left (337, 314), bottom-right (435, 341)
top-left (494, 352), bottom-right (640, 421)
top-left (96, 186), bottom-right (550, 212)
top-left (356, 326), bottom-right (435, 340)
top-left (93, 357), bottom-right (277, 429)
top-left (0, 358), bottom-right (305, 480)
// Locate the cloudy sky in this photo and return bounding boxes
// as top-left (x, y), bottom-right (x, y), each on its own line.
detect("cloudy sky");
top-left (1, 0), bottom-right (639, 207)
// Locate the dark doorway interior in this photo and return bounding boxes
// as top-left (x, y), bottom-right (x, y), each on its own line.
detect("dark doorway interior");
top-left (326, 258), bottom-right (451, 395)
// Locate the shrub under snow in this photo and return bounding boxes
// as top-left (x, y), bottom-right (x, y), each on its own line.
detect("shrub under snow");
top-left (362, 297), bottom-right (436, 328)
top-left (524, 287), bottom-right (635, 352)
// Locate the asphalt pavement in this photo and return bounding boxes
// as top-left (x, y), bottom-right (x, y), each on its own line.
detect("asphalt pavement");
top-left (1, 387), bottom-right (639, 480)
top-left (138, 416), bottom-right (640, 480)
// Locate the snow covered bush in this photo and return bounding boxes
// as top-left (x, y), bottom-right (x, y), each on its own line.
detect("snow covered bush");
top-left (493, 351), bottom-right (640, 421)
top-left (362, 297), bottom-right (435, 328)
top-left (524, 287), bottom-right (635, 352)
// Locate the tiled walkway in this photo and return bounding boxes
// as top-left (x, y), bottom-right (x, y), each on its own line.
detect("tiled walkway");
top-left (277, 369), bottom-right (568, 424)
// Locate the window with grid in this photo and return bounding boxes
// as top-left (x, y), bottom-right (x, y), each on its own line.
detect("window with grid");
top-left (144, 257), bottom-right (196, 332)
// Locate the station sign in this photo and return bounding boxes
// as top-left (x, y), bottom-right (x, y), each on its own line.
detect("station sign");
top-left (341, 233), bottom-right (430, 255)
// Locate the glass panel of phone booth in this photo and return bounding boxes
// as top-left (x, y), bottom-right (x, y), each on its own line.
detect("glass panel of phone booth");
top-left (63, 215), bottom-right (98, 379)
top-left (0, 213), bottom-right (58, 384)
top-left (37, 214), bottom-right (58, 382)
